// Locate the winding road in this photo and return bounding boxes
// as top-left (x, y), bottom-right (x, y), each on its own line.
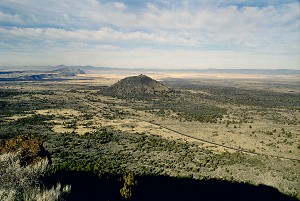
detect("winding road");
top-left (81, 97), bottom-right (300, 162)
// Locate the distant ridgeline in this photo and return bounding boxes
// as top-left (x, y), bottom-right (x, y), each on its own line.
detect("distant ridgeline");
top-left (0, 68), bottom-right (85, 81)
top-left (101, 74), bottom-right (173, 99)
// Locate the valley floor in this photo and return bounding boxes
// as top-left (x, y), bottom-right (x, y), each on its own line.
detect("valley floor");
top-left (0, 72), bottom-right (299, 199)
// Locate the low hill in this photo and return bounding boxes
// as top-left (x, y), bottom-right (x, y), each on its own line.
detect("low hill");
top-left (102, 74), bottom-right (171, 99)
top-left (52, 68), bottom-right (85, 76)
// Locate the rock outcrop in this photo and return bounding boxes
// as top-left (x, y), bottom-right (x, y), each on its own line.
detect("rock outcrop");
top-left (0, 134), bottom-right (50, 166)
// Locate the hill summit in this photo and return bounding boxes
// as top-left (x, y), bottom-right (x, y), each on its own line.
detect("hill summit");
top-left (102, 74), bottom-right (170, 99)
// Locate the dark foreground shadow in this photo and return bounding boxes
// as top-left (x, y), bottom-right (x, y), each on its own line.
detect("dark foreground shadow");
top-left (43, 171), bottom-right (297, 201)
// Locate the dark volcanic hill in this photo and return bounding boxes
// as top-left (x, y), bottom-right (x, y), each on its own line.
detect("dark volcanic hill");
top-left (102, 74), bottom-right (171, 99)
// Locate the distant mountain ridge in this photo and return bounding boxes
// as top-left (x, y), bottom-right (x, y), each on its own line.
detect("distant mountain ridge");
top-left (50, 68), bottom-right (85, 76)
top-left (102, 74), bottom-right (171, 99)
top-left (1, 65), bottom-right (299, 75)
top-left (0, 67), bottom-right (85, 81)
top-left (181, 68), bottom-right (300, 75)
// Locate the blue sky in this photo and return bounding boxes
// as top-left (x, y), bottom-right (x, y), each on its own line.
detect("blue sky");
top-left (0, 0), bottom-right (299, 69)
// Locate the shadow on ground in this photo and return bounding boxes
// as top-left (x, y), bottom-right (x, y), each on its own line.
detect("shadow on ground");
top-left (43, 171), bottom-right (297, 201)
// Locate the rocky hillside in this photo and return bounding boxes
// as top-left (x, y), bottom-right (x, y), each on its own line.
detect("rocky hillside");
top-left (102, 74), bottom-right (171, 99)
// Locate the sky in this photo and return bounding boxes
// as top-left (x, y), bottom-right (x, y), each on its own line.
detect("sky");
top-left (0, 0), bottom-right (299, 69)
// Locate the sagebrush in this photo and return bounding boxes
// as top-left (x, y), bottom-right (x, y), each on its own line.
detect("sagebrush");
top-left (0, 152), bottom-right (70, 201)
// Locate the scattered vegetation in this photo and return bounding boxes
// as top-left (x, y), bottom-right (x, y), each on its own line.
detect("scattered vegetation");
top-left (0, 75), bottom-right (299, 200)
top-left (0, 152), bottom-right (70, 201)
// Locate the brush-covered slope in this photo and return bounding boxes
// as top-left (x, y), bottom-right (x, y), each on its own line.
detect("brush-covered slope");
top-left (102, 74), bottom-right (171, 99)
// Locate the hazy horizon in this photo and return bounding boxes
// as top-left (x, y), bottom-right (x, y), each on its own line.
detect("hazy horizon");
top-left (1, 0), bottom-right (299, 69)
top-left (2, 65), bottom-right (300, 72)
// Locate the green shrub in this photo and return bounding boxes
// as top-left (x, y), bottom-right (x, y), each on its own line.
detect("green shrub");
top-left (120, 172), bottom-right (137, 199)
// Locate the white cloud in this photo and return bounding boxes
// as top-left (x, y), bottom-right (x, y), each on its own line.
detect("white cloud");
top-left (0, 27), bottom-right (199, 47)
top-left (114, 2), bottom-right (126, 10)
top-left (0, 12), bottom-right (23, 24)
